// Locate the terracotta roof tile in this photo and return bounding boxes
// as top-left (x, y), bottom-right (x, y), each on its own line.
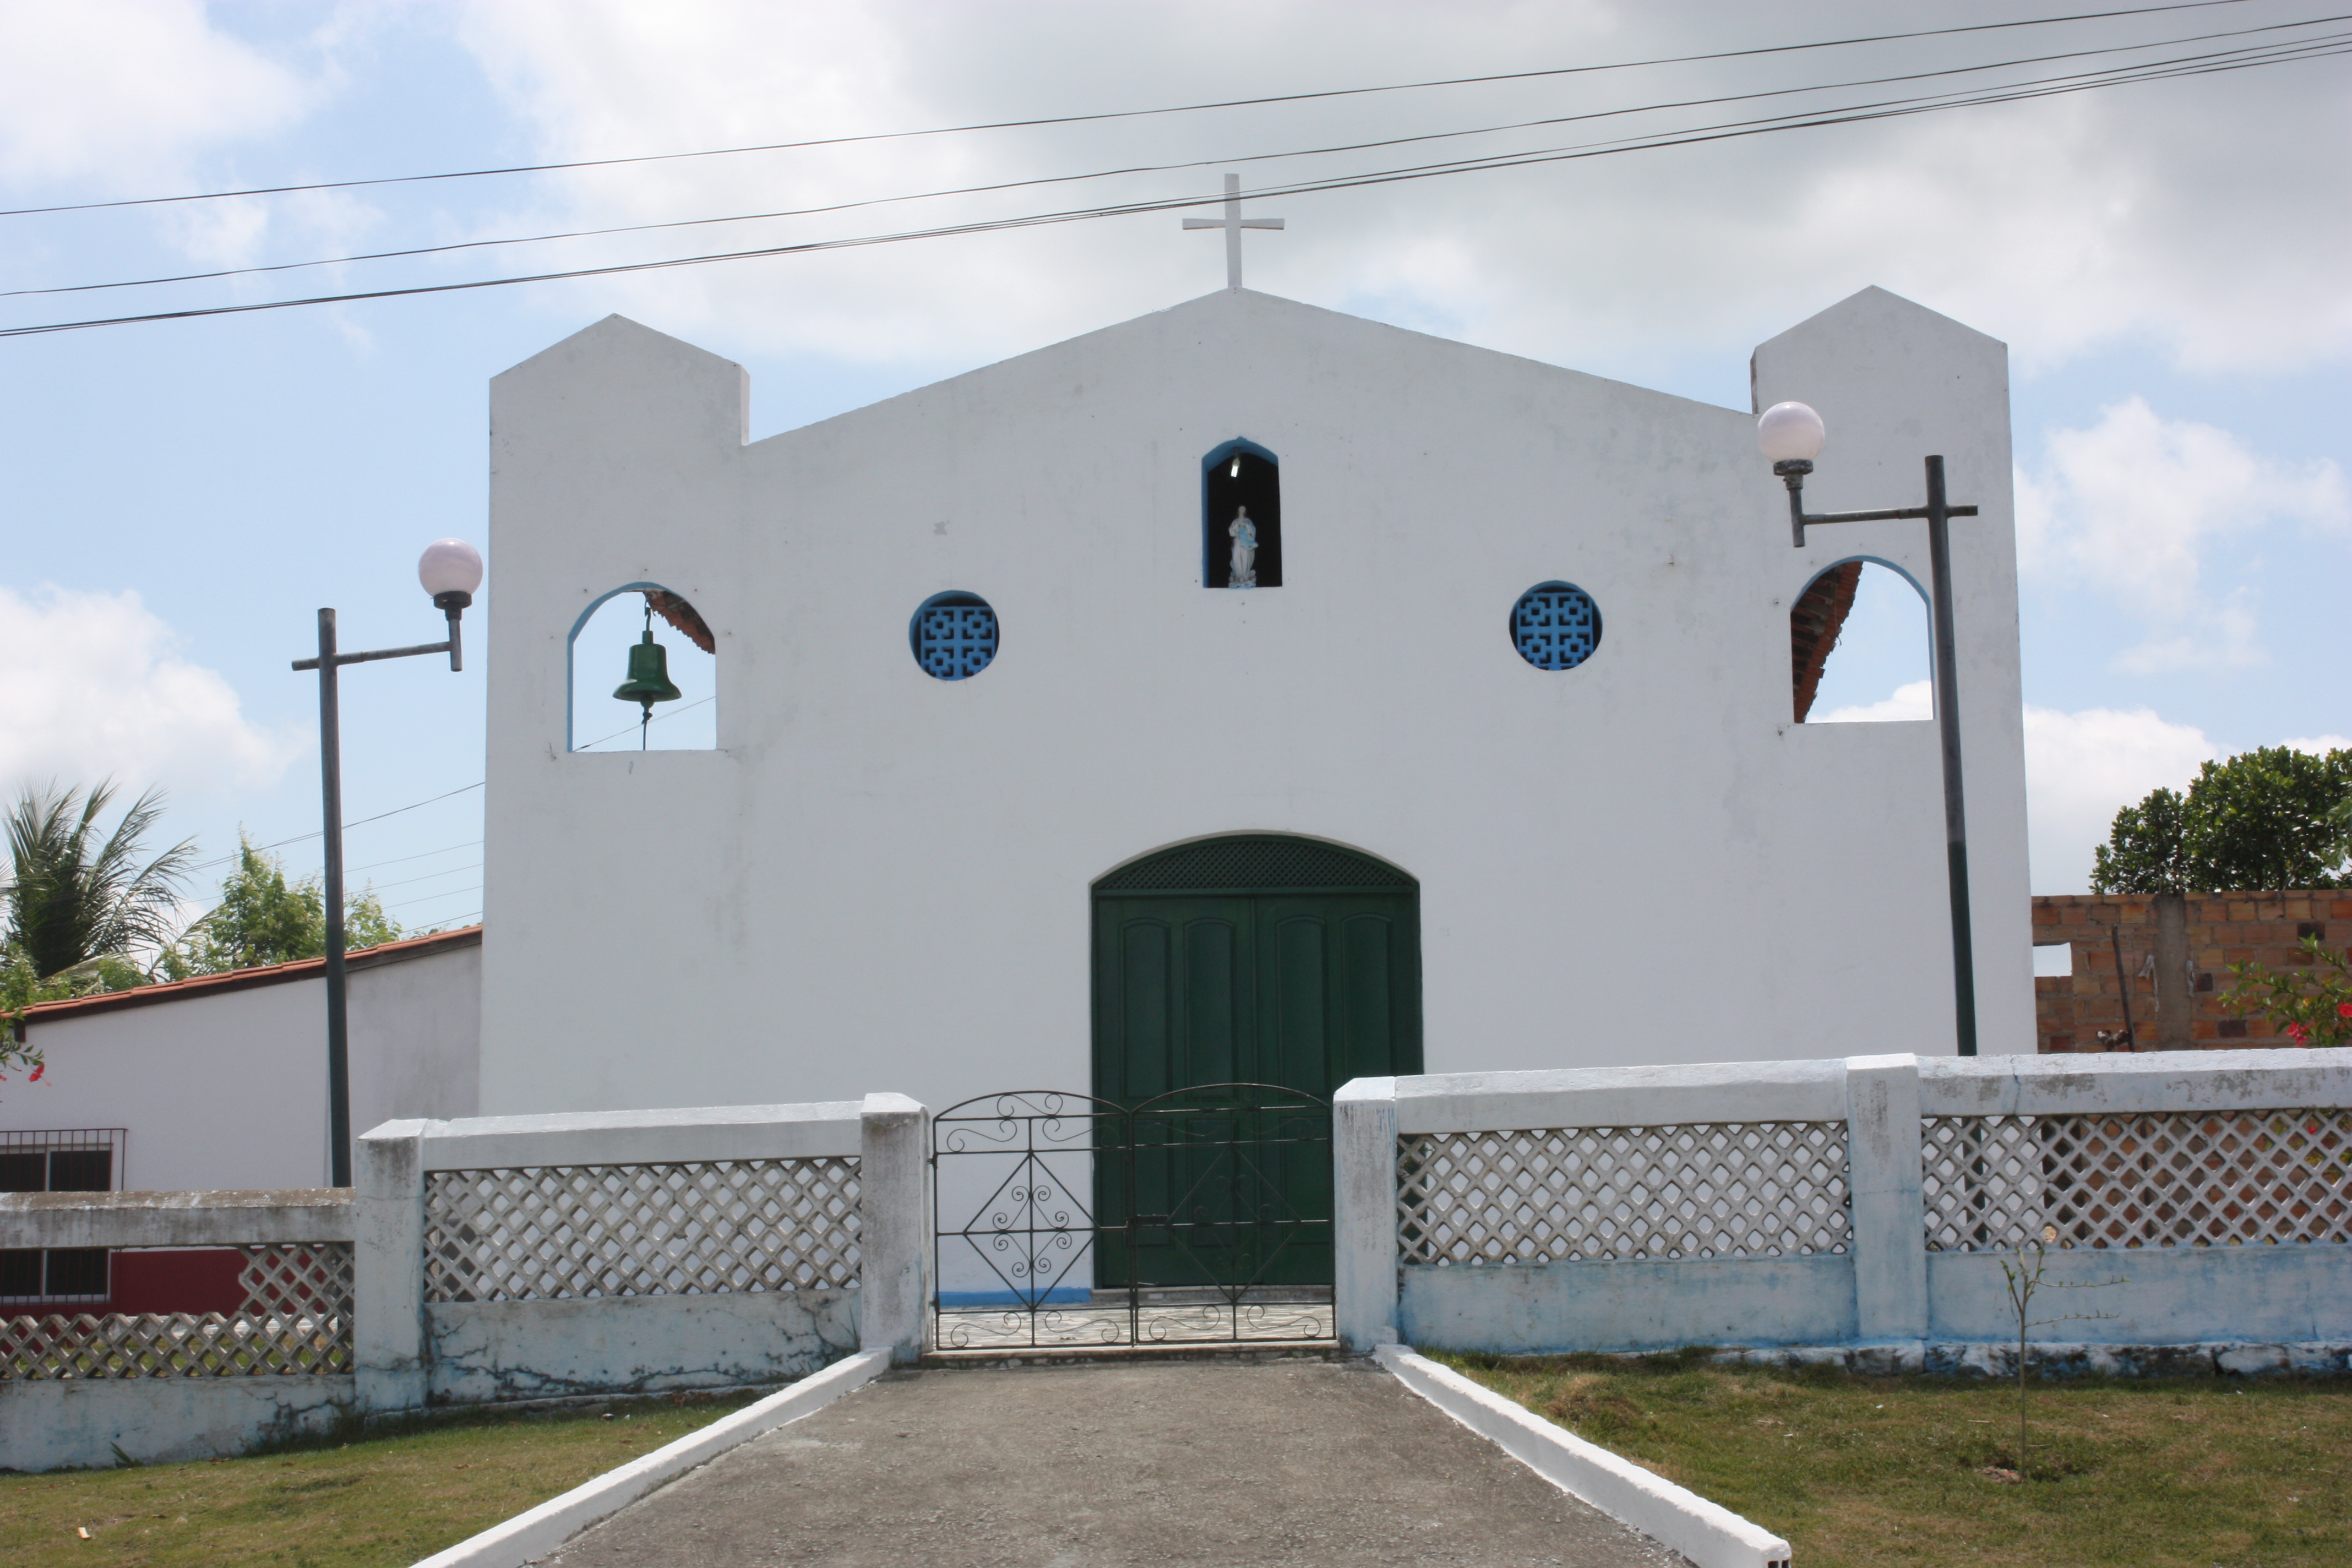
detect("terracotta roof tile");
top-left (15, 925), bottom-right (482, 1028)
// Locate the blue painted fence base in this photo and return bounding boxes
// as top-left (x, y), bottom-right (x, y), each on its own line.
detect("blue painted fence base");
top-left (935, 1288), bottom-right (1091, 1308)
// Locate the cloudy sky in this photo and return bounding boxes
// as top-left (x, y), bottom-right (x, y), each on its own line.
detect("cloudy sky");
top-left (1, 0), bottom-right (2345, 941)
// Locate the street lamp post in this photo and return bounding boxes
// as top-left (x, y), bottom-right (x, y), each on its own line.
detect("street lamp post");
top-left (292, 539), bottom-right (484, 1185)
top-left (1758, 401), bottom-right (1984, 1058)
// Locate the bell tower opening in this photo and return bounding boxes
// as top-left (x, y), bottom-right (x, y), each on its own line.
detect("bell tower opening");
top-left (1792, 558), bottom-right (1932, 723)
top-left (567, 583), bottom-right (717, 752)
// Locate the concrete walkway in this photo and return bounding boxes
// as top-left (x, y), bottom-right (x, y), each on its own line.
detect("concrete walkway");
top-left (542, 1359), bottom-right (1691, 1567)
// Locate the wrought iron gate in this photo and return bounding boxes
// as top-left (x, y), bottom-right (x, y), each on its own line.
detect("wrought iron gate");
top-left (930, 1084), bottom-right (1333, 1351)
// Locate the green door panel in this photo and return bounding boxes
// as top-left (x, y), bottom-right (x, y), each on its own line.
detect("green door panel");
top-left (1119, 918), bottom-right (1170, 1099)
top-left (1256, 894), bottom-right (1424, 1089)
top-left (1267, 913), bottom-right (1326, 1092)
top-left (1092, 853), bottom-right (1421, 1289)
top-left (1182, 915), bottom-right (1241, 1085)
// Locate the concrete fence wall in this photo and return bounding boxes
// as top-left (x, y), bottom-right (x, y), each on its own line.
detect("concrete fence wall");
top-left (360, 1093), bottom-right (929, 1414)
top-left (0, 1189), bottom-right (359, 1471)
top-left (1336, 1049), bottom-right (2352, 1363)
top-left (17, 1053), bottom-right (2348, 1471)
top-left (2, 1096), bottom-right (929, 1472)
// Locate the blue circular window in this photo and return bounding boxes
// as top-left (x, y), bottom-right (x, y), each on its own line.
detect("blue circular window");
top-left (911, 591), bottom-right (998, 680)
top-left (1510, 581), bottom-right (1602, 670)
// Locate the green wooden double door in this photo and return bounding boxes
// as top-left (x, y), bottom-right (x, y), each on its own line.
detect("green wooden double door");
top-left (1091, 836), bottom-right (1423, 1288)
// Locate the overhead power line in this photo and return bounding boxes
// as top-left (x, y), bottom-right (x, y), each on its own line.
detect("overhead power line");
top-left (575, 695), bottom-right (716, 752)
top-left (15, 8), bottom-right (2342, 303)
top-left (386, 884), bottom-right (481, 913)
top-left (355, 861), bottom-right (483, 895)
top-left (181, 781), bottom-right (484, 874)
top-left (347, 838), bottom-right (482, 875)
top-left (0, 0), bottom-right (2263, 222)
top-left (4, 30), bottom-right (2341, 342)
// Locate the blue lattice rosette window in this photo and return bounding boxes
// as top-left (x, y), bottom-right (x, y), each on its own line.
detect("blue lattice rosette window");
top-left (1510, 581), bottom-right (1603, 671)
top-left (910, 591), bottom-right (1000, 680)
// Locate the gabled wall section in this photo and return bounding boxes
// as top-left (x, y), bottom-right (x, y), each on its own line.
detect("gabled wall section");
top-left (480, 287), bottom-right (2033, 1118)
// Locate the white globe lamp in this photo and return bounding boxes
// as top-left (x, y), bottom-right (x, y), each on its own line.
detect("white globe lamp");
top-left (1756, 401), bottom-right (1826, 467)
top-left (418, 538), bottom-right (484, 610)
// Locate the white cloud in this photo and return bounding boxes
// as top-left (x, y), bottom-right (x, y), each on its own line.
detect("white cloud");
top-left (161, 184), bottom-right (388, 277)
top-left (2022, 703), bottom-right (2216, 894)
top-left (443, 1), bottom-right (2352, 377)
top-left (0, 1), bottom-right (318, 190)
top-left (2287, 736), bottom-right (2352, 756)
top-left (0, 586), bottom-right (303, 801)
top-left (1816, 679), bottom-right (1931, 725)
top-left (1817, 682), bottom-right (2236, 890)
top-left (2016, 398), bottom-right (2349, 673)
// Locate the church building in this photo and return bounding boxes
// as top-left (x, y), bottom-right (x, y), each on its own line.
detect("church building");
top-left (475, 277), bottom-right (2031, 1120)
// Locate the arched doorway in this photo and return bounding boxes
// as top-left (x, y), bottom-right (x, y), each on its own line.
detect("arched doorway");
top-left (1090, 834), bottom-right (1422, 1287)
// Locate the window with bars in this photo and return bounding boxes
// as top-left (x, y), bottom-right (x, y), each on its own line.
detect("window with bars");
top-left (910, 591), bottom-right (999, 680)
top-left (1, 1130), bottom-right (124, 1304)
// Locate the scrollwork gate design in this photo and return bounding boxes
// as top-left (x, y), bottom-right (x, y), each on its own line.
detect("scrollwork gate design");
top-left (930, 1084), bottom-right (1333, 1351)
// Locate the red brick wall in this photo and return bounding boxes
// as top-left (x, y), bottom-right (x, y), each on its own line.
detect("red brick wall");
top-left (2032, 891), bottom-right (2351, 1053)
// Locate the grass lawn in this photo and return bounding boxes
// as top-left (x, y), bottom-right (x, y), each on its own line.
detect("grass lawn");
top-left (0, 1390), bottom-right (759, 1567)
top-left (1438, 1350), bottom-right (2352, 1568)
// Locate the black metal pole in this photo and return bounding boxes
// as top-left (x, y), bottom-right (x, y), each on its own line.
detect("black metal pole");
top-left (291, 595), bottom-right (464, 1188)
top-left (2109, 924), bottom-right (2137, 1050)
top-left (1784, 459), bottom-right (1981, 1055)
top-left (1922, 456), bottom-right (1979, 1057)
top-left (316, 608), bottom-right (353, 1186)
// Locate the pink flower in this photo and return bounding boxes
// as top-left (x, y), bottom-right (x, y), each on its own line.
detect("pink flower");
top-left (2338, 1002), bottom-right (2352, 1019)
top-left (26, 1063), bottom-right (40, 1082)
top-left (2286, 1023), bottom-right (2311, 1045)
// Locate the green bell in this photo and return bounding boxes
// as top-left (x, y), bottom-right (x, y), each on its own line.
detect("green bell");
top-left (613, 631), bottom-right (682, 709)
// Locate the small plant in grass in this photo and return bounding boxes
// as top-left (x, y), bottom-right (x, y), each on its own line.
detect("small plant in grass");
top-left (1997, 1224), bottom-right (2126, 1480)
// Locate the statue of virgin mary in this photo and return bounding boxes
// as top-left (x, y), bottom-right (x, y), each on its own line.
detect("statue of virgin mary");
top-left (1227, 507), bottom-right (1257, 589)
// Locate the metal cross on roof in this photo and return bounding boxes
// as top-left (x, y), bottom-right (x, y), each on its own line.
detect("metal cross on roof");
top-left (1183, 172), bottom-right (1284, 291)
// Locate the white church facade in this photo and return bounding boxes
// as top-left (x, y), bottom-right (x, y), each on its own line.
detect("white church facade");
top-left (476, 284), bottom-right (2031, 1120)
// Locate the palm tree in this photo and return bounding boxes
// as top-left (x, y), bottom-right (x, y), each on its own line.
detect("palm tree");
top-left (2, 781), bottom-right (195, 979)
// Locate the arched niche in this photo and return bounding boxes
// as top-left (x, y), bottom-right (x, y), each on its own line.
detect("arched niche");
top-left (1201, 438), bottom-right (1281, 589)
top-left (567, 582), bottom-right (717, 752)
top-left (1790, 557), bottom-right (1932, 723)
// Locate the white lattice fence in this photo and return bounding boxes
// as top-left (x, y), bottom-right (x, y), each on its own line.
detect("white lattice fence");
top-left (1397, 1124), bottom-right (1851, 1265)
top-left (1, 1243), bottom-right (352, 1379)
top-left (422, 1158), bottom-right (859, 1303)
top-left (1922, 1109), bottom-right (2352, 1252)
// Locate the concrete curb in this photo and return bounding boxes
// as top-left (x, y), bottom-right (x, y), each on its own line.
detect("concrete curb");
top-left (408, 1349), bottom-right (891, 1568)
top-left (1375, 1346), bottom-right (1793, 1568)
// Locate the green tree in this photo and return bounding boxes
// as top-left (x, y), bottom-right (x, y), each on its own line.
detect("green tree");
top-left (2091, 747), bottom-right (2352, 894)
top-left (345, 890), bottom-right (401, 951)
top-left (164, 839), bottom-right (402, 977)
top-left (1, 780), bottom-right (193, 979)
top-left (2088, 786), bottom-right (2192, 895)
top-left (0, 779), bottom-right (194, 1095)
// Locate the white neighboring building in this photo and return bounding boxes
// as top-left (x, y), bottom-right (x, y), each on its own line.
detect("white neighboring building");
top-left (6, 927), bottom-right (480, 1193)
top-left (478, 284), bottom-right (2032, 1120)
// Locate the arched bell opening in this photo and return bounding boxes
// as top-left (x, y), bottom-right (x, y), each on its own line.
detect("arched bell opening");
top-left (1201, 438), bottom-right (1281, 588)
top-left (566, 582), bottom-right (717, 752)
top-left (1791, 557), bottom-right (1932, 724)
